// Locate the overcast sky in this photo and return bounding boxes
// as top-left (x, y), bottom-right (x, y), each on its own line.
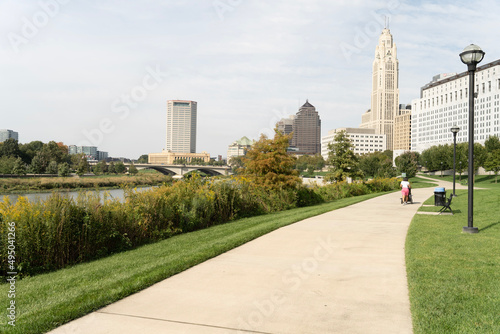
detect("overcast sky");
top-left (2, 0), bottom-right (500, 159)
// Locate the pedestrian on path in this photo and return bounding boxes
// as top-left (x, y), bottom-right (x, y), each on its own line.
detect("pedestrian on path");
top-left (400, 177), bottom-right (411, 205)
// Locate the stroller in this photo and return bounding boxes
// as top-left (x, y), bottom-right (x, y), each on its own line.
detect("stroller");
top-left (401, 188), bottom-right (413, 204)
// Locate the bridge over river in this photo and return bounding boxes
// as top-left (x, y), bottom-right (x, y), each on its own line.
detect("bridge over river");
top-left (125, 164), bottom-right (233, 178)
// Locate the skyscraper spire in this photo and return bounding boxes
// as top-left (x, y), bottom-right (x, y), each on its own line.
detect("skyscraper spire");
top-left (360, 28), bottom-right (399, 151)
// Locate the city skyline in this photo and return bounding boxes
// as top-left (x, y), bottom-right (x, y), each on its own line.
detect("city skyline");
top-left (2, 1), bottom-right (500, 158)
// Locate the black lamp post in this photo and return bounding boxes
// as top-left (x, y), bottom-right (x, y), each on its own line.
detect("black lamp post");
top-left (451, 126), bottom-right (460, 196)
top-left (460, 44), bottom-right (485, 234)
top-left (440, 161), bottom-right (443, 177)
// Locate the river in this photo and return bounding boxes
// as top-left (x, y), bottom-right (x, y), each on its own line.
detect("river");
top-left (0, 187), bottom-right (154, 204)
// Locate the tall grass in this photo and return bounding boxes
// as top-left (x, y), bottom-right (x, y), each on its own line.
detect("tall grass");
top-left (0, 176), bottom-right (401, 279)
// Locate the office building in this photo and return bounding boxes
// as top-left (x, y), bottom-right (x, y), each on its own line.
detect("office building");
top-left (277, 116), bottom-right (294, 136)
top-left (148, 150), bottom-right (210, 164)
top-left (393, 104), bottom-right (412, 151)
top-left (321, 128), bottom-right (386, 161)
top-left (227, 136), bottom-right (254, 161)
top-left (411, 60), bottom-right (500, 153)
top-left (69, 145), bottom-right (108, 161)
top-left (292, 100), bottom-right (321, 155)
top-left (360, 28), bottom-right (399, 150)
top-left (0, 129), bottom-right (19, 142)
top-left (166, 100), bottom-right (197, 153)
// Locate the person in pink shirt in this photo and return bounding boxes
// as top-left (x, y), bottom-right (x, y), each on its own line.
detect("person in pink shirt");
top-left (400, 177), bottom-right (411, 205)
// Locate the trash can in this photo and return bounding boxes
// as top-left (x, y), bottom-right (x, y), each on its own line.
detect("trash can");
top-left (434, 187), bottom-right (446, 206)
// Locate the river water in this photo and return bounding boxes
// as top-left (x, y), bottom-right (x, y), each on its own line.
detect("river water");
top-left (1, 187), bottom-right (154, 204)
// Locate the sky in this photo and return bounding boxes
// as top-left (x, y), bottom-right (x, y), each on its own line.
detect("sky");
top-left (2, 0), bottom-right (500, 159)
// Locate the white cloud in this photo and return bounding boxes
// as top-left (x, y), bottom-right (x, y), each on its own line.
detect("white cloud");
top-left (1, 0), bottom-right (499, 158)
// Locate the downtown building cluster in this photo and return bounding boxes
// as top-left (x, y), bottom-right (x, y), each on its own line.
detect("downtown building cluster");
top-left (321, 28), bottom-right (411, 161)
top-left (324, 27), bottom-right (500, 162)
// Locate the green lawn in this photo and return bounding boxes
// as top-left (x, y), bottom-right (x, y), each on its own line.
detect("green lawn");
top-left (406, 182), bottom-right (500, 333)
top-left (419, 173), bottom-right (500, 188)
top-left (0, 192), bottom-right (385, 334)
top-left (408, 176), bottom-right (437, 189)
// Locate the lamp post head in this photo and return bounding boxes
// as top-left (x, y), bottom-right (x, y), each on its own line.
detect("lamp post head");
top-left (451, 126), bottom-right (460, 134)
top-left (460, 44), bottom-right (485, 70)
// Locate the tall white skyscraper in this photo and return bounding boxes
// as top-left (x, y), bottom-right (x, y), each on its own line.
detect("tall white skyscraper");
top-left (361, 28), bottom-right (399, 150)
top-left (166, 100), bottom-right (197, 153)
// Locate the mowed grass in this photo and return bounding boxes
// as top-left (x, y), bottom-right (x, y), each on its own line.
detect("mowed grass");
top-left (407, 176), bottom-right (437, 189)
top-left (0, 192), bottom-right (385, 334)
top-left (406, 181), bottom-right (500, 333)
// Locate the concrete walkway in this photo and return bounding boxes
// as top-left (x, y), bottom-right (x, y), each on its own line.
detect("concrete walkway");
top-left (49, 186), bottom-right (440, 334)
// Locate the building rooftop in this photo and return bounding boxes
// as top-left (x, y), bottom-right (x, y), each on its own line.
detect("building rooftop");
top-left (301, 99), bottom-right (315, 108)
top-left (233, 136), bottom-right (254, 146)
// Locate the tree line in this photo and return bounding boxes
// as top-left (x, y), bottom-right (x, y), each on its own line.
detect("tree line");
top-left (0, 139), bottom-right (141, 177)
top-left (419, 135), bottom-right (500, 182)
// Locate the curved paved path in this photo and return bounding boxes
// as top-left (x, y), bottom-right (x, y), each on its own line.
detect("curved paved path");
top-left (50, 185), bottom-right (442, 334)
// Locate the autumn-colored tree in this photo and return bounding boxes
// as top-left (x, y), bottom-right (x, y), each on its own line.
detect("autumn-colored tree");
top-left (241, 129), bottom-right (300, 189)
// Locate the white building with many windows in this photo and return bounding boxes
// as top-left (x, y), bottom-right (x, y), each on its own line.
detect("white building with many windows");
top-left (411, 60), bottom-right (500, 153)
top-left (166, 100), bottom-right (197, 153)
top-left (321, 128), bottom-right (386, 160)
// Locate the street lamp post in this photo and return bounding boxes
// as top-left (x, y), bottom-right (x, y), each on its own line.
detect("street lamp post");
top-left (460, 44), bottom-right (485, 234)
top-left (451, 126), bottom-right (460, 196)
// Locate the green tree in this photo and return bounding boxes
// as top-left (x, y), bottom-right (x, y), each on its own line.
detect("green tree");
top-left (395, 151), bottom-right (419, 178)
top-left (295, 154), bottom-right (325, 174)
top-left (129, 162), bottom-right (138, 175)
top-left (359, 151), bottom-right (395, 178)
top-left (46, 161), bottom-right (59, 174)
top-left (41, 141), bottom-right (67, 164)
top-left (295, 155), bottom-right (309, 173)
top-left (189, 158), bottom-right (206, 165)
top-left (470, 143), bottom-right (487, 173)
top-left (30, 151), bottom-right (48, 174)
top-left (70, 153), bottom-right (85, 170)
top-left (228, 155), bottom-right (245, 174)
top-left (93, 160), bottom-right (108, 175)
top-left (137, 154), bottom-right (149, 163)
top-left (76, 157), bottom-right (89, 176)
top-left (108, 161), bottom-right (116, 174)
top-left (485, 135), bottom-right (500, 153)
top-left (115, 161), bottom-right (126, 174)
top-left (242, 128), bottom-right (300, 189)
top-left (455, 143), bottom-right (468, 181)
top-left (12, 157), bottom-right (27, 175)
top-left (0, 156), bottom-right (17, 174)
top-left (173, 158), bottom-right (187, 165)
top-left (484, 149), bottom-right (500, 183)
top-left (19, 140), bottom-right (44, 164)
top-left (92, 163), bottom-right (103, 175)
top-left (325, 130), bottom-right (362, 182)
top-left (0, 138), bottom-right (22, 158)
top-left (58, 162), bottom-right (70, 177)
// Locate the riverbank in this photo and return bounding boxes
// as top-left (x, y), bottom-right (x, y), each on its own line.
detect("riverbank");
top-left (0, 173), bottom-right (172, 194)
